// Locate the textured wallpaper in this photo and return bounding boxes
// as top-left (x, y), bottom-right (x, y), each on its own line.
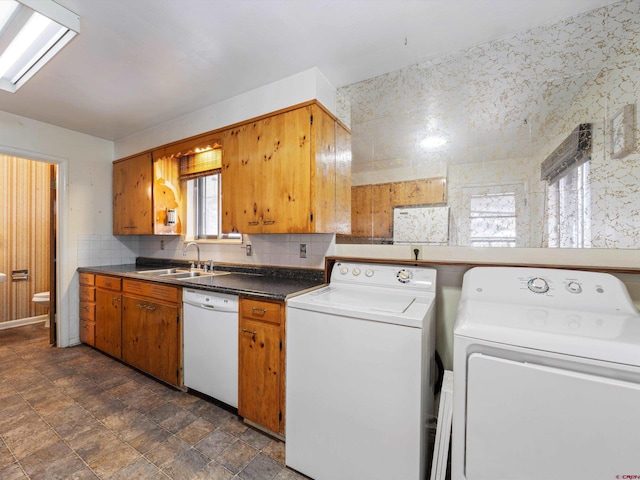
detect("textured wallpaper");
top-left (338, 0), bottom-right (640, 248)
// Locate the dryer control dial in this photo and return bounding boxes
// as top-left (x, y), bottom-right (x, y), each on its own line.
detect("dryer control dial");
top-left (527, 277), bottom-right (549, 294)
top-left (397, 269), bottom-right (412, 283)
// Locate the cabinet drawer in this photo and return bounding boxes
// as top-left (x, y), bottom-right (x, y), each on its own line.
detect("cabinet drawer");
top-left (80, 319), bottom-right (96, 347)
top-left (79, 273), bottom-right (95, 286)
top-left (96, 275), bottom-right (122, 291)
top-left (123, 279), bottom-right (179, 304)
top-left (240, 298), bottom-right (282, 325)
top-left (79, 301), bottom-right (95, 321)
top-left (79, 286), bottom-right (95, 302)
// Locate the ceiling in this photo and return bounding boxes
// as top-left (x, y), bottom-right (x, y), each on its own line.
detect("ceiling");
top-left (0, 0), bottom-right (620, 141)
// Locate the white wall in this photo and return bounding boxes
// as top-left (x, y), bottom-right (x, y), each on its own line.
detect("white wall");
top-left (0, 110), bottom-right (113, 347)
top-left (115, 67), bottom-right (336, 158)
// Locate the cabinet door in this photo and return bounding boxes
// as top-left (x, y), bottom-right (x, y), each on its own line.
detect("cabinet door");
top-left (122, 295), bottom-right (180, 386)
top-left (238, 318), bottom-right (281, 433)
top-left (238, 121), bottom-right (264, 233)
top-left (263, 108), bottom-right (312, 233)
top-left (95, 289), bottom-right (121, 358)
top-left (221, 127), bottom-right (243, 233)
top-left (351, 185), bottom-right (373, 237)
top-left (372, 182), bottom-right (394, 239)
top-left (113, 153), bottom-right (153, 234)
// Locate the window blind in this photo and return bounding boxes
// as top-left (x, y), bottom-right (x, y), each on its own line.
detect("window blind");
top-left (179, 148), bottom-right (222, 181)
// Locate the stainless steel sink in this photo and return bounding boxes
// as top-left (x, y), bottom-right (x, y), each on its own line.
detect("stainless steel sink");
top-left (134, 268), bottom-right (230, 279)
top-left (135, 268), bottom-right (184, 275)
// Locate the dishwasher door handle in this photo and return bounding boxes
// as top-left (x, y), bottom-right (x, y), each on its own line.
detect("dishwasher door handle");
top-left (183, 301), bottom-right (238, 314)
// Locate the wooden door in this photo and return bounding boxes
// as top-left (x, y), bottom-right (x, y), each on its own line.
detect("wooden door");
top-left (309, 105), bottom-right (336, 233)
top-left (264, 107), bottom-right (312, 233)
top-left (351, 185), bottom-right (373, 237)
top-left (238, 121), bottom-right (264, 233)
top-left (113, 153), bottom-right (153, 234)
top-left (122, 295), bottom-right (179, 386)
top-left (372, 183), bottom-right (394, 239)
top-left (221, 127), bottom-right (243, 233)
top-left (238, 318), bottom-right (281, 433)
top-left (95, 289), bottom-right (121, 358)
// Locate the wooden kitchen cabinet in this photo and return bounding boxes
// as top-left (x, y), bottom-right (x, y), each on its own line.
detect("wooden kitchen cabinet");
top-left (238, 297), bottom-right (285, 435)
top-left (349, 177), bottom-right (447, 240)
top-left (78, 273), bottom-right (96, 346)
top-left (113, 152), bottom-right (183, 235)
top-left (113, 153), bottom-right (153, 235)
top-left (95, 275), bottom-right (122, 359)
top-left (221, 102), bottom-right (351, 234)
top-left (121, 279), bottom-right (181, 387)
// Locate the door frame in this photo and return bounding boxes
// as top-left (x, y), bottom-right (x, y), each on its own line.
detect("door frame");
top-left (0, 146), bottom-right (69, 347)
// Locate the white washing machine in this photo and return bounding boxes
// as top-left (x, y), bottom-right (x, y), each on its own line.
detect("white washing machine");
top-left (452, 267), bottom-right (640, 480)
top-left (286, 262), bottom-right (437, 480)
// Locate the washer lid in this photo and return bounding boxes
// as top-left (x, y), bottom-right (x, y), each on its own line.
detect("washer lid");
top-left (287, 285), bottom-right (435, 328)
top-left (455, 299), bottom-right (640, 366)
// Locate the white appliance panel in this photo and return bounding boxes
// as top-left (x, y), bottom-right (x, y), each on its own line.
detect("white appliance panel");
top-left (465, 353), bottom-right (640, 480)
top-left (452, 267), bottom-right (640, 480)
top-left (286, 307), bottom-right (427, 480)
top-left (183, 290), bottom-right (238, 407)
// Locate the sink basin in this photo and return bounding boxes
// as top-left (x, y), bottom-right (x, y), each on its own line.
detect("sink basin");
top-left (136, 268), bottom-right (185, 275)
top-left (134, 268), bottom-right (230, 280)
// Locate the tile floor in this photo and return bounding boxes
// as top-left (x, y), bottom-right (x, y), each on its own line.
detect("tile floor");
top-left (0, 324), bottom-right (308, 480)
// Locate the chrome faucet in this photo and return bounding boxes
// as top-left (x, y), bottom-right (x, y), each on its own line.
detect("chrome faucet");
top-left (182, 241), bottom-right (201, 269)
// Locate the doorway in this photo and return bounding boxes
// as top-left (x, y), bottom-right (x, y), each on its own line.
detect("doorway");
top-left (0, 154), bottom-right (58, 343)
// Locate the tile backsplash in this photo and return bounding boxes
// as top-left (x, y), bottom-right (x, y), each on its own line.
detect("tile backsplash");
top-left (77, 234), bottom-right (334, 269)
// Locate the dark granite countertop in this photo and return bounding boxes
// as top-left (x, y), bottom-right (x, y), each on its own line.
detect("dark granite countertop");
top-left (77, 259), bottom-right (326, 301)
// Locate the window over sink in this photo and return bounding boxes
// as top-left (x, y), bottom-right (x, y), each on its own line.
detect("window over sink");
top-left (180, 148), bottom-right (241, 242)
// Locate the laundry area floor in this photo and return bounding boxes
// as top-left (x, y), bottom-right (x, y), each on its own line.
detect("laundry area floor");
top-left (0, 324), bottom-right (305, 480)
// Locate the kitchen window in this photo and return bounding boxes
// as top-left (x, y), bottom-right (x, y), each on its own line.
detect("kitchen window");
top-left (181, 148), bottom-right (240, 241)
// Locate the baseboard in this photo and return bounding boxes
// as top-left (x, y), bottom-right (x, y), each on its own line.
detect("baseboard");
top-left (0, 315), bottom-right (48, 330)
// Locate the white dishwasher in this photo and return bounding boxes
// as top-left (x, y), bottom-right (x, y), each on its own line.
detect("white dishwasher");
top-left (183, 288), bottom-right (239, 408)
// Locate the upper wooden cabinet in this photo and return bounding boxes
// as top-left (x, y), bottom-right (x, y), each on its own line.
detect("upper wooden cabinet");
top-left (113, 153), bottom-right (183, 235)
top-left (221, 103), bottom-right (351, 234)
top-left (349, 177), bottom-right (447, 239)
top-left (113, 153), bottom-right (153, 235)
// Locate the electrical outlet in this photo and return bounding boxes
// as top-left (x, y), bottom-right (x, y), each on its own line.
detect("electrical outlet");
top-left (160, 240), bottom-right (165, 251)
top-left (246, 243), bottom-right (252, 256)
top-left (410, 245), bottom-right (422, 261)
top-left (300, 243), bottom-right (307, 258)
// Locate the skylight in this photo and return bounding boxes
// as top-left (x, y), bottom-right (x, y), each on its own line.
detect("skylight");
top-left (0, 0), bottom-right (79, 93)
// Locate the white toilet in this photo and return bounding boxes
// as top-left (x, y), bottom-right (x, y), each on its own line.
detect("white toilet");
top-left (32, 291), bottom-right (50, 327)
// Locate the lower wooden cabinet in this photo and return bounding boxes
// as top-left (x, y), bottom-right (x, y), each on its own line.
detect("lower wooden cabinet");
top-left (238, 297), bottom-right (285, 435)
top-left (95, 275), bottom-right (122, 359)
top-left (80, 273), bottom-right (182, 388)
top-left (79, 273), bottom-right (96, 346)
top-left (122, 292), bottom-right (180, 386)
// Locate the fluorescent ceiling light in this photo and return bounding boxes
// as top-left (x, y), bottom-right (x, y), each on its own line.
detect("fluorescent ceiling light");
top-left (0, 0), bottom-right (79, 93)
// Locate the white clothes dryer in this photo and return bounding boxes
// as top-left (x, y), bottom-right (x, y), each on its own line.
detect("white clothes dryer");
top-left (452, 267), bottom-right (640, 480)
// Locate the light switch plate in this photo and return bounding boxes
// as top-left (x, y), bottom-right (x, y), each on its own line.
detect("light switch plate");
top-left (246, 244), bottom-right (252, 256)
top-left (300, 243), bottom-right (307, 258)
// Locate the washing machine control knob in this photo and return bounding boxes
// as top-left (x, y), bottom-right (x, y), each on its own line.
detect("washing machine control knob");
top-left (566, 281), bottom-right (582, 294)
top-left (397, 269), bottom-right (412, 283)
top-left (352, 267), bottom-right (361, 276)
top-left (527, 277), bottom-right (549, 293)
top-left (339, 267), bottom-right (349, 275)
